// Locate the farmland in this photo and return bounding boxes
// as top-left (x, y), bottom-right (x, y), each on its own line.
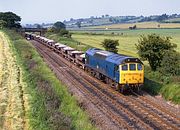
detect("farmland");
top-left (72, 29), bottom-right (180, 56)
top-left (85, 22), bottom-right (180, 29)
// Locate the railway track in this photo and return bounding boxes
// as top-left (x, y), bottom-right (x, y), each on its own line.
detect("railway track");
top-left (31, 40), bottom-right (180, 130)
top-left (130, 91), bottom-right (180, 127)
top-left (33, 42), bottom-right (133, 129)
top-left (141, 91), bottom-right (179, 116)
top-left (82, 73), bottom-right (180, 130)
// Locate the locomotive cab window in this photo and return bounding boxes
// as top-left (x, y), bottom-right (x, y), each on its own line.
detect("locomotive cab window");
top-left (122, 64), bottom-right (128, 71)
top-left (137, 63), bottom-right (143, 70)
top-left (129, 64), bottom-right (136, 71)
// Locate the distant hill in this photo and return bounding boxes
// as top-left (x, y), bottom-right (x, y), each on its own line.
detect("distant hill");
top-left (24, 13), bottom-right (180, 29)
top-left (64, 13), bottom-right (180, 28)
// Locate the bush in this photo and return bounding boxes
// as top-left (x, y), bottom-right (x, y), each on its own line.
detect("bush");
top-left (160, 84), bottom-right (180, 104)
top-left (59, 29), bottom-right (71, 38)
top-left (159, 51), bottom-right (180, 76)
top-left (101, 39), bottom-right (119, 53)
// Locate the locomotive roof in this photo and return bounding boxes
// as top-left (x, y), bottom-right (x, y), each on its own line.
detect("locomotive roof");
top-left (86, 48), bottom-right (142, 65)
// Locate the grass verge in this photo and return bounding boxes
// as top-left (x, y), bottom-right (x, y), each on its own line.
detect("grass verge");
top-left (4, 29), bottom-right (96, 130)
top-left (143, 66), bottom-right (180, 104)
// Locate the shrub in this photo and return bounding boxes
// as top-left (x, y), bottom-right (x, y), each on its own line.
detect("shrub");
top-left (159, 51), bottom-right (180, 76)
top-left (59, 29), bottom-right (71, 38)
top-left (160, 84), bottom-right (180, 104)
top-left (101, 39), bottom-right (119, 53)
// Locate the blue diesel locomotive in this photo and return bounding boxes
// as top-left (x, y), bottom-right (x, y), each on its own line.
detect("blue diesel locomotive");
top-left (85, 48), bottom-right (144, 92)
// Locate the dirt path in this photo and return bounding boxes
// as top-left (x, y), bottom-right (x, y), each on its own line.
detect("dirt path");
top-left (0, 32), bottom-right (29, 130)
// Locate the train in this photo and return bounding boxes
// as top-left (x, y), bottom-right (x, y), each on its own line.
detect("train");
top-left (25, 32), bottom-right (144, 92)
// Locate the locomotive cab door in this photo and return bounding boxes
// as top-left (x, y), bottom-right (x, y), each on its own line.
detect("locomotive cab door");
top-left (114, 65), bottom-right (120, 83)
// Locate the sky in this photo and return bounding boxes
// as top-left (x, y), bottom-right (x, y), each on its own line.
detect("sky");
top-left (0, 0), bottom-right (180, 24)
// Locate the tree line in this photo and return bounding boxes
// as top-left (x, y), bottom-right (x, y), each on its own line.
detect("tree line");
top-left (0, 12), bottom-right (21, 29)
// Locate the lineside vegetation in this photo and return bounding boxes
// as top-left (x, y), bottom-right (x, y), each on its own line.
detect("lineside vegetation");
top-left (4, 29), bottom-right (96, 130)
top-left (0, 31), bottom-right (30, 129)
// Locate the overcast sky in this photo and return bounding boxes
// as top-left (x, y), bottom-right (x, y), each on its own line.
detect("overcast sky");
top-left (0, 0), bottom-right (180, 24)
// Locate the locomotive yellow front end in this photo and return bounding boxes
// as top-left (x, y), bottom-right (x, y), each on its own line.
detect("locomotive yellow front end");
top-left (120, 63), bottom-right (144, 89)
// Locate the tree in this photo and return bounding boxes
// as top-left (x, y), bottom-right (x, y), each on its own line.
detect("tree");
top-left (101, 39), bottom-right (119, 53)
top-left (159, 51), bottom-right (180, 76)
top-left (51, 21), bottom-right (66, 33)
top-left (76, 21), bottom-right (81, 28)
top-left (59, 29), bottom-right (71, 38)
top-left (36, 24), bottom-right (42, 28)
top-left (136, 34), bottom-right (177, 71)
top-left (53, 21), bottom-right (66, 30)
top-left (157, 14), bottom-right (168, 22)
top-left (0, 20), bottom-right (7, 29)
top-left (0, 12), bottom-right (21, 28)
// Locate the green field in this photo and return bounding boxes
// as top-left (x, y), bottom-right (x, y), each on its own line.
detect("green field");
top-left (83, 22), bottom-right (180, 29)
top-left (165, 18), bottom-right (180, 23)
top-left (72, 29), bottom-right (180, 57)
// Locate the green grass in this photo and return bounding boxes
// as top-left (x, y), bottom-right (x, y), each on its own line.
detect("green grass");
top-left (164, 18), bottom-right (180, 23)
top-left (71, 29), bottom-right (180, 54)
top-left (72, 33), bottom-right (139, 56)
top-left (4, 29), bottom-right (96, 130)
top-left (160, 84), bottom-right (180, 103)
